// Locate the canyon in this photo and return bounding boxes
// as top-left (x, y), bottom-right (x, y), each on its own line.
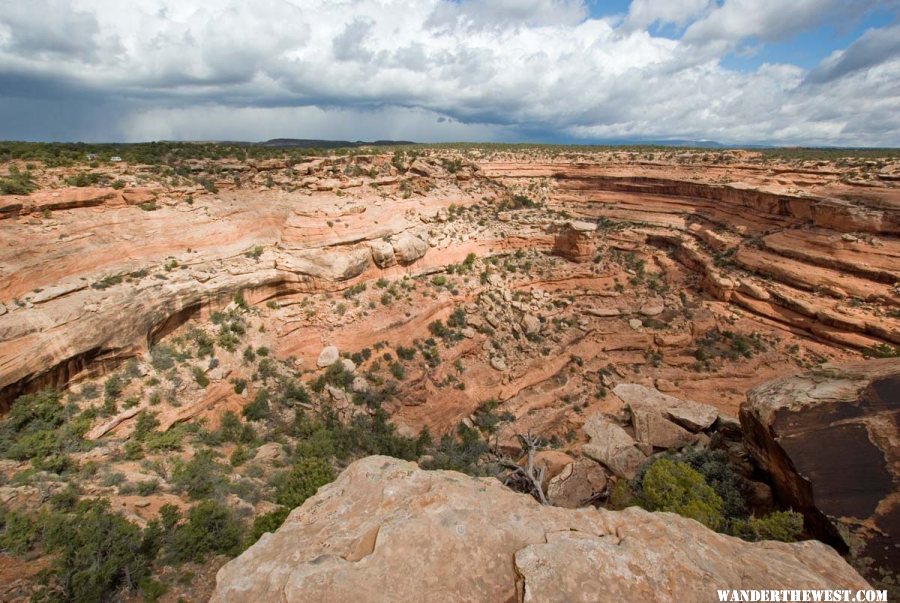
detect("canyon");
top-left (0, 145), bottom-right (898, 600)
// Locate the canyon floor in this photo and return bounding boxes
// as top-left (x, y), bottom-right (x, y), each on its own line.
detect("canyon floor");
top-left (0, 144), bottom-right (898, 600)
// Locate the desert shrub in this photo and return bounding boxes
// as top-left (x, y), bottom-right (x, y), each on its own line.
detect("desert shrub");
top-left (166, 501), bottom-right (242, 563)
top-left (218, 411), bottom-right (243, 442)
top-left (104, 374), bottom-right (125, 401)
top-left (197, 177), bottom-right (218, 193)
top-left (862, 343), bottom-right (900, 359)
top-left (291, 406), bottom-right (423, 463)
top-left (144, 424), bottom-right (186, 452)
top-left (428, 320), bottom-right (448, 338)
top-left (279, 379), bottom-right (311, 406)
top-left (136, 480), bottom-right (160, 496)
top-left (191, 366), bottom-right (209, 388)
top-left (0, 165), bottom-right (37, 194)
top-left (123, 440), bottom-right (144, 461)
top-left (447, 307), bottom-right (467, 328)
top-left (389, 361), bottom-right (406, 380)
top-left (256, 358), bottom-right (276, 381)
top-left (171, 450), bottom-right (227, 500)
top-left (0, 389), bottom-right (89, 469)
top-left (310, 361), bottom-right (354, 392)
top-left (274, 457), bottom-right (335, 509)
top-left (65, 171), bottom-right (102, 187)
top-left (730, 510), bottom-right (804, 542)
top-left (421, 423), bottom-right (490, 476)
top-left (186, 327), bottom-right (214, 358)
top-left (634, 459), bottom-right (725, 531)
top-left (471, 399), bottom-right (514, 434)
top-left (149, 346), bottom-right (176, 371)
top-left (396, 346), bottom-right (416, 361)
top-left (661, 448), bottom-right (748, 519)
top-left (0, 506), bottom-right (40, 555)
top-left (132, 410), bottom-right (160, 441)
top-left (248, 507), bottom-right (291, 545)
top-left (242, 389), bottom-right (270, 421)
top-left (37, 499), bottom-right (151, 602)
top-left (230, 445), bottom-right (249, 467)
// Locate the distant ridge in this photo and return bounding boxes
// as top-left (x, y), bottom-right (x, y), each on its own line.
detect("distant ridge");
top-left (256, 138), bottom-right (416, 149)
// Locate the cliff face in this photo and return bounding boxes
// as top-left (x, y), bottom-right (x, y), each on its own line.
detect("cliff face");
top-left (211, 456), bottom-right (869, 603)
top-left (741, 359), bottom-right (900, 594)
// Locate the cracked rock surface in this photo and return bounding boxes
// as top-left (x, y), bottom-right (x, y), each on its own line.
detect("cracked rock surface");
top-left (211, 456), bottom-right (869, 603)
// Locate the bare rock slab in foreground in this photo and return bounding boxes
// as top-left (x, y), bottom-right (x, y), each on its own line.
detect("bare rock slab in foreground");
top-left (211, 456), bottom-right (868, 603)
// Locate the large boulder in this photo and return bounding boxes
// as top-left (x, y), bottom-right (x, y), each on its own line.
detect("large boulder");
top-left (546, 458), bottom-right (608, 508)
top-left (278, 246), bottom-right (371, 281)
top-left (211, 456), bottom-right (869, 602)
top-left (552, 220), bottom-right (597, 263)
top-left (391, 234), bottom-right (428, 265)
top-left (631, 408), bottom-right (697, 449)
top-left (741, 359), bottom-right (899, 594)
top-left (614, 383), bottom-right (720, 432)
top-left (581, 413), bottom-right (647, 479)
top-left (369, 239), bottom-right (396, 268)
top-left (317, 345), bottom-right (339, 368)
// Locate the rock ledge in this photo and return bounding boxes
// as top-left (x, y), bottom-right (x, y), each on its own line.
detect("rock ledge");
top-left (212, 456), bottom-right (868, 603)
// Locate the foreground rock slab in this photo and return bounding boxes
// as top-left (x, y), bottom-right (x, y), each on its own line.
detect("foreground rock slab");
top-left (212, 456), bottom-right (868, 603)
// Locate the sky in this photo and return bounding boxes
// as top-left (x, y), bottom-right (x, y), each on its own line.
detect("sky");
top-left (0, 0), bottom-right (899, 146)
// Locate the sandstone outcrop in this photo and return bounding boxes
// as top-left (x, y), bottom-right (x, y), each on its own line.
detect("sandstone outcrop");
top-left (581, 413), bottom-right (646, 479)
top-left (741, 359), bottom-right (899, 593)
top-left (546, 457), bottom-right (608, 508)
top-left (391, 233), bottom-right (429, 265)
top-left (211, 456), bottom-right (869, 603)
top-left (552, 220), bottom-right (597, 262)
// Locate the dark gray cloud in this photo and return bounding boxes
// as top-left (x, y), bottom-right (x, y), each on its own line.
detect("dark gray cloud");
top-left (0, 0), bottom-right (105, 60)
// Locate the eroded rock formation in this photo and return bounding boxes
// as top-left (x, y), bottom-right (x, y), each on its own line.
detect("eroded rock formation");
top-left (741, 359), bottom-right (900, 591)
top-left (211, 456), bottom-right (870, 603)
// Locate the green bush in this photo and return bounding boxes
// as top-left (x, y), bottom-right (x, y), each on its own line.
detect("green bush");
top-left (666, 448), bottom-right (748, 519)
top-left (0, 166), bottom-right (37, 195)
top-left (421, 423), bottom-right (490, 476)
top-left (0, 389), bottom-right (88, 469)
top-left (634, 459), bottom-right (725, 531)
top-left (123, 440), bottom-right (144, 461)
top-left (242, 389), bottom-right (270, 421)
top-left (132, 410), bottom-right (160, 441)
top-left (248, 507), bottom-right (290, 545)
top-left (167, 501), bottom-right (242, 563)
top-left (171, 449), bottom-right (227, 500)
top-left (192, 366), bottom-right (209, 388)
top-left (396, 346), bottom-right (416, 361)
top-left (38, 499), bottom-right (151, 602)
top-left (144, 424), bottom-right (186, 452)
top-left (471, 399), bottom-right (514, 434)
top-left (447, 307), bottom-right (467, 328)
top-left (104, 374), bottom-right (125, 401)
top-left (230, 445), bottom-right (249, 467)
top-left (389, 362), bottom-right (406, 380)
top-left (0, 506), bottom-right (40, 555)
top-left (65, 171), bottom-right (102, 187)
top-left (274, 457), bottom-right (335, 509)
top-left (730, 510), bottom-right (804, 542)
top-left (310, 361), bottom-right (354, 392)
top-left (150, 346), bottom-right (176, 371)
